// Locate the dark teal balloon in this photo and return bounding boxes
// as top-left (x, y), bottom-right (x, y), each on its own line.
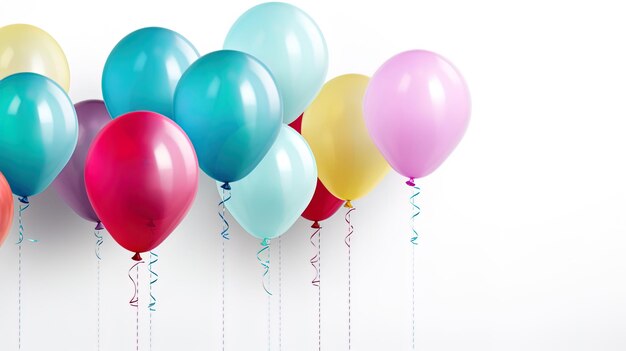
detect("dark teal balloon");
top-left (0, 73), bottom-right (78, 197)
top-left (102, 27), bottom-right (199, 118)
top-left (173, 50), bottom-right (282, 184)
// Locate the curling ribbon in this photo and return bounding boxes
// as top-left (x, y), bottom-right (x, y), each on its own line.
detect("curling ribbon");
top-left (128, 261), bottom-right (144, 308)
top-left (16, 196), bottom-right (37, 244)
top-left (148, 252), bottom-right (158, 312)
top-left (257, 238), bottom-right (272, 296)
top-left (219, 185), bottom-right (232, 240)
top-left (310, 223), bottom-right (321, 287)
top-left (94, 222), bottom-right (104, 260)
top-left (408, 178), bottom-right (421, 245)
top-left (344, 205), bottom-right (355, 350)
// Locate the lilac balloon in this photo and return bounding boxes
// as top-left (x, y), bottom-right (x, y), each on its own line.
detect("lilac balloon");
top-left (363, 50), bottom-right (471, 181)
top-left (53, 100), bottom-right (111, 226)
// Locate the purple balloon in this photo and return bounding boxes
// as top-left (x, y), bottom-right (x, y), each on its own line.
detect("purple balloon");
top-left (363, 50), bottom-right (471, 181)
top-left (53, 100), bottom-right (111, 225)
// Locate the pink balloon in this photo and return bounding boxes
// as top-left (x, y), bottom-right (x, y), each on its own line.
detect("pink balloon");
top-left (85, 111), bottom-right (198, 260)
top-left (363, 50), bottom-right (471, 181)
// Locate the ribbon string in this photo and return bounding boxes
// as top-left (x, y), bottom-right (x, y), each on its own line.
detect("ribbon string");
top-left (278, 237), bottom-right (283, 351)
top-left (95, 222), bottom-right (104, 351)
top-left (345, 205), bottom-right (355, 350)
top-left (16, 197), bottom-right (37, 245)
top-left (219, 186), bottom-right (231, 351)
top-left (409, 181), bottom-right (421, 245)
top-left (310, 224), bottom-right (321, 287)
top-left (219, 187), bottom-right (232, 240)
top-left (149, 251), bottom-right (158, 351)
top-left (257, 239), bottom-right (272, 296)
top-left (129, 261), bottom-right (143, 351)
top-left (407, 179), bottom-right (421, 350)
top-left (310, 223), bottom-right (322, 351)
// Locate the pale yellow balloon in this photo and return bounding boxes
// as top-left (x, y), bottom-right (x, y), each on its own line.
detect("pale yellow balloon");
top-left (302, 74), bottom-right (390, 205)
top-left (0, 24), bottom-right (70, 92)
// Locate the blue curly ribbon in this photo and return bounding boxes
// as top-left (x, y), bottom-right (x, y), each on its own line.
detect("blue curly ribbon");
top-left (16, 196), bottom-right (37, 244)
top-left (408, 181), bottom-right (421, 245)
top-left (257, 238), bottom-right (272, 296)
top-left (148, 252), bottom-right (158, 312)
top-left (219, 187), bottom-right (231, 240)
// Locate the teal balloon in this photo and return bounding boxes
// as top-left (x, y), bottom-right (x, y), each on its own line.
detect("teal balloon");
top-left (102, 27), bottom-right (199, 118)
top-left (0, 73), bottom-right (78, 197)
top-left (224, 2), bottom-right (328, 124)
top-left (218, 125), bottom-right (317, 240)
top-left (174, 50), bottom-right (282, 184)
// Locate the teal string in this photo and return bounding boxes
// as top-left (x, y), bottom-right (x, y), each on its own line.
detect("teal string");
top-left (410, 185), bottom-right (421, 245)
top-left (95, 228), bottom-right (103, 260)
top-left (16, 197), bottom-right (37, 244)
top-left (408, 180), bottom-right (421, 350)
top-left (148, 252), bottom-right (158, 312)
top-left (257, 239), bottom-right (272, 296)
top-left (149, 252), bottom-right (158, 351)
top-left (219, 188), bottom-right (231, 240)
top-left (219, 187), bottom-right (231, 351)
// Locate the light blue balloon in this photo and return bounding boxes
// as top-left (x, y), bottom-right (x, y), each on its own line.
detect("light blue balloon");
top-left (102, 27), bottom-right (199, 118)
top-left (218, 126), bottom-right (317, 240)
top-left (174, 50), bottom-right (282, 185)
top-left (0, 73), bottom-right (78, 197)
top-left (224, 2), bottom-right (328, 124)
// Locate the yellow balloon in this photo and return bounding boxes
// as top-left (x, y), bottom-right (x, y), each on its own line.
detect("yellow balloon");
top-left (0, 24), bottom-right (70, 92)
top-left (302, 74), bottom-right (389, 205)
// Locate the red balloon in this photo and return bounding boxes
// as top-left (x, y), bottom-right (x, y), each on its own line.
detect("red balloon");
top-left (0, 172), bottom-right (13, 247)
top-left (289, 115), bottom-right (344, 227)
top-left (85, 111), bottom-right (198, 260)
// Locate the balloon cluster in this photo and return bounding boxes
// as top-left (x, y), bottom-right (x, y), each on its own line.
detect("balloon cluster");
top-left (0, 3), bottom-right (470, 260)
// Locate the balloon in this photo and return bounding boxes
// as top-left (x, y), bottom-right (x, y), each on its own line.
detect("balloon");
top-left (102, 27), bottom-right (199, 118)
top-left (289, 115), bottom-right (344, 226)
top-left (363, 50), bottom-right (471, 181)
top-left (84, 111), bottom-right (198, 260)
top-left (219, 125), bottom-right (317, 240)
top-left (224, 2), bottom-right (328, 124)
top-left (0, 172), bottom-right (13, 247)
top-left (53, 100), bottom-right (111, 225)
top-left (174, 50), bottom-right (282, 185)
top-left (0, 24), bottom-right (70, 92)
top-left (302, 74), bottom-right (389, 205)
top-left (0, 73), bottom-right (78, 198)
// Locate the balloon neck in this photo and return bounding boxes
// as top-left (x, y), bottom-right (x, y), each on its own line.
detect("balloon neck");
top-left (261, 238), bottom-right (270, 247)
top-left (18, 196), bottom-right (29, 204)
top-left (95, 222), bottom-right (104, 230)
top-left (221, 182), bottom-right (231, 190)
top-left (132, 252), bottom-right (142, 261)
top-left (344, 200), bottom-right (353, 208)
top-left (406, 178), bottom-right (416, 187)
top-left (311, 221), bottom-right (321, 229)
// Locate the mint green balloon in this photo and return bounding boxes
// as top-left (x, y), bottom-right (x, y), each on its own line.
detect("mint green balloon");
top-left (0, 73), bottom-right (78, 197)
top-left (224, 2), bottom-right (328, 124)
top-left (218, 126), bottom-right (317, 240)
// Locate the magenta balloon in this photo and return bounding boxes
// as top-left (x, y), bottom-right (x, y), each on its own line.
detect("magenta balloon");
top-left (53, 100), bottom-right (111, 224)
top-left (363, 50), bottom-right (471, 180)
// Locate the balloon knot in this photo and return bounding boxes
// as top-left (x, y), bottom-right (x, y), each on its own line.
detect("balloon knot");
top-left (311, 221), bottom-right (321, 229)
top-left (344, 200), bottom-right (353, 208)
top-left (406, 178), bottom-right (415, 187)
top-left (95, 221), bottom-right (104, 230)
top-left (221, 182), bottom-right (231, 190)
top-left (18, 196), bottom-right (29, 204)
top-left (132, 252), bottom-right (143, 261)
top-left (261, 238), bottom-right (270, 247)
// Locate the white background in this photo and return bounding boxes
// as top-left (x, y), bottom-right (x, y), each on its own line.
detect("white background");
top-left (2, 0), bottom-right (626, 350)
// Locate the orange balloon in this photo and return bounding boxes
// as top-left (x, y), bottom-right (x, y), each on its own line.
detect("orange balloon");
top-left (0, 172), bottom-right (13, 247)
